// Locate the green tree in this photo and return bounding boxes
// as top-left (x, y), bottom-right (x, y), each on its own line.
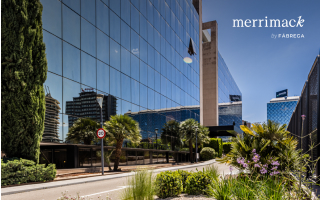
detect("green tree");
top-left (66, 118), bottom-right (100, 145)
top-left (104, 115), bottom-right (141, 171)
top-left (1, 0), bottom-right (48, 163)
top-left (180, 119), bottom-right (210, 162)
top-left (161, 120), bottom-right (182, 151)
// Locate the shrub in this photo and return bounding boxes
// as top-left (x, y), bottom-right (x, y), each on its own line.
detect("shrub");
top-left (122, 168), bottom-right (154, 200)
top-left (223, 142), bottom-right (232, 154)
top-left (177, 170), bottom-right (191, 191)
top-left (1, 158), bottom-right (56, 186)
top-left (204, 164), bottom-right (219, 180)
top-left (185, 170), bottom-right (212, 195)
top-left (155, 171), bottom-right (183, 198)
top-left (200, 147), bottom-right (216, 161)
top-left (203, 138), bottom-right (223, 157)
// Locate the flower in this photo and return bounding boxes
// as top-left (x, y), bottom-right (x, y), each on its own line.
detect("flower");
top-left (260, 167), bottom-right (267, 174)
top-left (270, 171), bottom-right (280, 176)
top-left (271, 161), bottom-right (280, 166)
top-left (252, 149), bottom-right (256, 153)
top-left (271, 166), bottom-right (278, 171)
top-left (252, 154), bottom-right (260, 162)
top-left (254, 164), bottom-right (260, 168)
top-left (242, 163), bottom-right (248, 168)
top-left (230, 166), bottom-right (233, 172)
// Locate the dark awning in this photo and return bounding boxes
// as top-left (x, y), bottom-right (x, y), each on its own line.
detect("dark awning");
top-left (207, 125), bottom-right (242, 137)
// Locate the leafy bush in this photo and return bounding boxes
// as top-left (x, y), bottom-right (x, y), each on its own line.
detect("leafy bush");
top-left (155, 171), bottom-right (183, 198)
top-left (177, 170), bottom-right (191, 191)
top-left (223, 142), bottom-right (232, 154)
top-left (220, 120), bottom-right (303, 174)
top-left (203, 138), bottom-right (223, 157)
top-left (200, 147), bottom-right (216, 161)
top-left (122, 168), bottom-right (154, 200)
top-left (1, 158), bottom-right (56, 186)
top-left (185, 170), bottom-right (212, 195)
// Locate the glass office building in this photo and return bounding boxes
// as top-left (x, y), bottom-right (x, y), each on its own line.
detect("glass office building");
top-left (267, 96), bottom-right (299, 125)
top-left (41, 0), bottom-right (201, 141)
top-left (218, 53), bottom-right (242, 128)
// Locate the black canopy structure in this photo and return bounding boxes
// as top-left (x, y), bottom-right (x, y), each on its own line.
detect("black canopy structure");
top-left (207, 125), bottom-right (242, 138)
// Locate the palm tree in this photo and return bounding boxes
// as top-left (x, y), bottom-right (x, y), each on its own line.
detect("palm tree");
top-left (66, 118), bottom-right (100, 145)
top-left (104, 114), bottom-right (141, 171)
top-left (161, 120), bottom-right (182, 151)
top-left (180, 119), bottom-right (210, 162)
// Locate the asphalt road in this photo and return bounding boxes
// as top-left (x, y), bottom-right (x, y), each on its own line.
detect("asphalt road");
top-left (2, 162), bottom-right (232, 200)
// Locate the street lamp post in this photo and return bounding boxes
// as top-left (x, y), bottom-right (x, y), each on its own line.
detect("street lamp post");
top-left (96, 94), bottom-right (104, 175)
top-left (155, 128), bottom-right (158, 150)
top-left (195, 127), bottom-right (198, 163)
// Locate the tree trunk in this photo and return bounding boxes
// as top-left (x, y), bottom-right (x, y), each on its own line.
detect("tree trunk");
top-left (114, 139), bottom-right (123, 171)
top-left (189, 140), bottom-right (193, 163)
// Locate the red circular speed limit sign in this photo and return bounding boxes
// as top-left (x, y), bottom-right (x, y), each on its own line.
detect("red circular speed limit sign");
top-left (96, 128), bottom-right (106, 139)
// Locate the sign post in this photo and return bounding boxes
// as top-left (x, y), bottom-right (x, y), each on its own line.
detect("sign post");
top-left (97, 128), bottom-right (106, 175)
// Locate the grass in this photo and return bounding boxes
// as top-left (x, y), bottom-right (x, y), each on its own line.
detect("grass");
top-left (121, 168), bottom-right (155, 200)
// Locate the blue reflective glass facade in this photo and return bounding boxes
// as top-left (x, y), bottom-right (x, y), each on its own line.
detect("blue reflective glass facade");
top-left (267, 100), bottom-right (298, 125)
top-left (41, 0), bottom-right (200, 141)
top-left (218, 52), bottom-right (242, 128)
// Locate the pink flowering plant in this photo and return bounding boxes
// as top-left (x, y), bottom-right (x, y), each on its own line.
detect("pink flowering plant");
top-left (219, 120), bottom-right (304, 175)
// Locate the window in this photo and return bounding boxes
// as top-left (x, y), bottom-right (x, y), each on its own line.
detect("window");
top-left (62, 5), bottom-right (80, 48)
top-left (96, 0), bottom-right (109, 35)
top-left (121, 0), bottom-right (130, 25)
top-left (63, 42), bottom-right (80, 82)
top-left (96, 30), bottom-right (109, 64)
top-left (43, 31), bottom-right (62, 75)
top-left (110, 0), bottom-right (120, 16)
top-left (81, 52), bottom-right (96, 88)
top-left (110, 11), bottom-right (121, 43)
top-left (81, 19), bottom-right (96, 57)
top-left (121, 74), bottom-right (131, 102)
top-left (110, 39), bottom-right (120, 70)
top-left (131, 54), bottom-right (140, 81)
top-left (81, 0), bottom-right (95, 25)
top-left (131, 5), bottom-right (140, 34)
top-left (131, 30), bottom-right (140, 57)
top-left (42, 0), bottom-right (61, 37)
top-left (110, 68), bottom-right (121, 98)
top-left (121, 47), bottom-right (131, 76)
top-left (140, 61), bottom-right (148, 85)
top-left (121, 20), bottom-right (130, 51)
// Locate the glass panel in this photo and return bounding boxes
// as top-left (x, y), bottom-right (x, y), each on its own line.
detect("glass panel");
top-left (131, 0), bottom-right (139, 10)
top-left (148, 66), bottom-right (154, 89)
top-left (147, 0), bottom-right (153, 24)
top-left (63, 78), bottom-right (81, 114)
top-left (166, 63), bottom-right (171, 82)
top-left (81, 52), bottom-right (96, 88)
top-left (121, 47), bottom-right (131, 76)
top-left (81, 0), bottom-right (95, 25)
top-left (154, 30), bottom-right (160, 52)
top-left (110, 68), bottom-right (121, 98)
top-left (147, 22), bottom-right (154, 47)
top-left (140, 61), bottom-right (148, 86)
top-left (160, 16), bottom-right (166, 37)
top-left (161, 56), bottom-right (166, 77)
top-left (121, 74), bottom-right (131, 102)
top-left (154, 9), bottom-right (160, 32)
top-left (131, 54), bottom-right (140, 81)
top-left (140, 0), bottom-right (147, 17)
top-left (131, 5), bottom-right (140, 34)
top-left (140, 15), bottom-right (148, 41)
top-left (121, 20), bottom-right (130, 51)
top-left (121, 0), bottom-right (130, 25)
top-left (62, 0), bottom-right (80, 14)
top-left (44, 72), bottom-right (63, 113)
top-left (110, 39), bottom-right (121, 70)
top-left (96, 0), bottom-right (109, 35)
top-left (97, 30), bottom-right (109, 64)
top-left (41, 0), bottom-right (61, 37)
top-left (131, 79), bottom-right (140, 105)
top-left (122, 100), bottom-right (132, 115)
top-left (43, 31), bottom-right (62, 75)
top-left (155, 92), bottom-right (160, 109)
top-left (97, 60), bottom-right (109, 94)
top-left (81, 19), bottom-right (96, 57)
top-left (140, 84), bottom-right (148, 108)
top-left (110, 0), bottom-right (120, 16)
top-left (154, 51), bottom-right (160, 73)
top-left (62, 5), bottom-right (80, 48)
top-left (148, 88), bottom-right (154, 110)
top-left (161, 95), bottom-right (166, 109)
top-left (167, 81), bottom-right (172, 99)
top-left (63, 42), bottom-right (80, 82)
top-left (154, 71), bottom-right (160, 93)
top-left (148, 45), bottom-right (154, 69)
top-left (131, 30), bottom-right (140, 57)
top-left (110, 11), bottom-right (121, 43)
top-left (161, 75), bottom-right (166, 97)
top-left (140, 38), bottom-right (148, 63)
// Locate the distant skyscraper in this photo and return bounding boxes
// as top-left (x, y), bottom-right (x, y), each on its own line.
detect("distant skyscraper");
top-left (65, 89), bottom-right (117, 128)
top-left (43, 92), bottom-right (61, 142)
top-left (267, 96), bottom-right (299, 125)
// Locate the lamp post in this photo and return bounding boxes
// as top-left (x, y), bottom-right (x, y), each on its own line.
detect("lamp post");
top-left (96, 94), bottom-right (104, 175)
top-left (195, 127), bottom-right (198, 163)
top-left (155, 128), bottom-right (158, 150)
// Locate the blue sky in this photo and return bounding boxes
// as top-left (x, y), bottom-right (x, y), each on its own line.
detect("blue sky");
top-left (202, 0), bottom-right (320, 124)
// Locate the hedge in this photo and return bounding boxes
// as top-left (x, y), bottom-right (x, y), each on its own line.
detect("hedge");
top-left (223, 142), bottom-right (232, 154)
top-left (185, 170), bottom-right (212, 195)
top-left (1, 158), bottom-right (56, 186)
top-left (203, 138), bottom-right (223, 157)
top-left (155, 171), bottom-right (183, 198)
top-left (200, 147), bottom-right (217, 161)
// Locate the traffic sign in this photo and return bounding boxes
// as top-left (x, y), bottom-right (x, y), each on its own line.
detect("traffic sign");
top-left (96, 128), bottom-right (106, 139)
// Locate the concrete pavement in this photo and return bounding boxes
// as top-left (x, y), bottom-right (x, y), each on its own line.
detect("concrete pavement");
top-left (2, 160), bottom-right (218, 196)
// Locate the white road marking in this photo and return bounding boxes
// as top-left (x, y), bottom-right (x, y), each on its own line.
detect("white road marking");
top-left (81, 186), bottom-right (129, 197)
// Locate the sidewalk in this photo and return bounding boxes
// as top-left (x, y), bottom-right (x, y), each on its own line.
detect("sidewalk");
top-left (1, 160), bottom-right (216, 196)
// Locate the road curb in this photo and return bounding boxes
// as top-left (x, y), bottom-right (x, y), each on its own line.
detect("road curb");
top-left (1, 160), bottom-right (216, 196)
